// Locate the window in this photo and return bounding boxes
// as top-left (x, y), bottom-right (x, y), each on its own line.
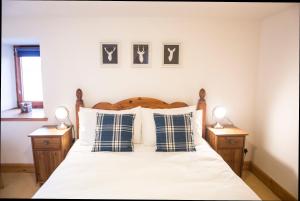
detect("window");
top-left (14, 45), bottom-right (43, 108)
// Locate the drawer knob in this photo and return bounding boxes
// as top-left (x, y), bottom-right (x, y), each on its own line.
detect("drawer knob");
top-left (43, 140), bottom-right (49, 145)
top-left (228, 139), bottom-right (236, 144)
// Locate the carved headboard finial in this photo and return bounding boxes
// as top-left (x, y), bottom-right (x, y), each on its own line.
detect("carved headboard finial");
top-left (76, 88), bottom-right (83, 101)
top-left (199, 88), bottom-right (206, 101)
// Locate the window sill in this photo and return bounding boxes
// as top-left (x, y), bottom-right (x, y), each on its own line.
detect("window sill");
top-left (1, 108), bottom-right (48, 121)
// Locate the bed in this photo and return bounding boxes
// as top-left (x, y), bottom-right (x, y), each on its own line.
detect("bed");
top-left (33, 88), bottom-right (260, 200)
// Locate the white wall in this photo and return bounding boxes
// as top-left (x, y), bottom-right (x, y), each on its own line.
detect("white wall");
top-left (253, 7), bottom-right (299, 198)
top-left (1, 44), bottom-right (17, 111)
top-left (1, 17), bottom-right (259, 163)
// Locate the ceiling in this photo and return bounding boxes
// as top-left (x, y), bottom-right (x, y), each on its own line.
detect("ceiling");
top-left (2, 1), bottom-right (298, 20)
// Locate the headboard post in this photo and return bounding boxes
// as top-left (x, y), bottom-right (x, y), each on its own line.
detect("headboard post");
top-left (75, 88), bottom-right (84, 139)
top-left (197, 88), bottom-right (206, 139)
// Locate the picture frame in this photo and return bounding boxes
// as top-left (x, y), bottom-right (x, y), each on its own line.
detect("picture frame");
top-left (131, 42), bottom-right (151, 68)
top-left (162, 43), bottom-right (181, 67)
top-left (100, 42), bottom-right (120, 67)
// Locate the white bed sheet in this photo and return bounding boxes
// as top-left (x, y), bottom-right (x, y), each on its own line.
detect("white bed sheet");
top-left (33, 140), bottom-right (260, 200)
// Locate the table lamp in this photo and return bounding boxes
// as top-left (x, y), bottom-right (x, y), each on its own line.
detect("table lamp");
top-left (212, 106), bottom-right (226, 129)
top-left (55, 106), bottom-right (69, 130)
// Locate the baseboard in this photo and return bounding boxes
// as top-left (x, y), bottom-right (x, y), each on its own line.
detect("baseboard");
top-left (1, 163), bottom-right (35, 173)
top-left (249, 162), bottom-right (297, 201)
top-left (243, 161), bottom-right (251, 170)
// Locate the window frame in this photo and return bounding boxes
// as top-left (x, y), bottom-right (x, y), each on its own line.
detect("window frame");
top-left (13, 45), bottom-right (43, 108)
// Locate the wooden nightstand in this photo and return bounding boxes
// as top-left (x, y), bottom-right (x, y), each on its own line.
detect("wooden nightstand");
top-left (28, 125), bottom-right (73, 184)
top-left (206, 126), bottom-right (248, 177)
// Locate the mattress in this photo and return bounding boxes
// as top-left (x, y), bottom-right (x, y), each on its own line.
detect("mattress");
top-left (33, 140), bottom-right (260, 200)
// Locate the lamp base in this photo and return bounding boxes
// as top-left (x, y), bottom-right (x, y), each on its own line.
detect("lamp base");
top-left (214, 122), bottom-right (224, 129)
top-left (57, 122), bottom-right (68, 130)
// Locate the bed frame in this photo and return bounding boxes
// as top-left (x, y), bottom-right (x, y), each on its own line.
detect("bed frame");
top-left (75, 88), bottom-right (207, 139)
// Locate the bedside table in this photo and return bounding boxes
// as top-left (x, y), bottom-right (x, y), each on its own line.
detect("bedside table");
top-left (206, 126), bottom-right (248, 177)
top-left (28, 125), bottom-right (73, 184)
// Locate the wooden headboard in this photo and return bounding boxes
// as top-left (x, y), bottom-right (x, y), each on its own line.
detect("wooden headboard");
top-left (75, 88), bottom-right (207, 139)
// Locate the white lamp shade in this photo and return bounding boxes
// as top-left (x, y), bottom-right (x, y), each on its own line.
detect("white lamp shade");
top-left (55, 106), bottom-right (68, 120)
top-left (213, 106), bottom-right (226, 119)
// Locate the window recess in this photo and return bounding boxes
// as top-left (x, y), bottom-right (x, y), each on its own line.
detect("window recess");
top-left (14, 45), bottom-right (43, 108)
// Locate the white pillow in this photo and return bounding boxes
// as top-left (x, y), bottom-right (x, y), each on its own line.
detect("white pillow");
top-left (79, 106), bottom-right (142, 145)
top-left (141, 106), bottom-right (203, 146)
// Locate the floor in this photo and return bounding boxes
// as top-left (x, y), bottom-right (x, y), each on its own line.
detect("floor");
top-left (242, 171), bottom-right (280, 200)
top-left (0, 172), bottom-right (39, 198)
top-left (0, 170), bottom-right (280, 200)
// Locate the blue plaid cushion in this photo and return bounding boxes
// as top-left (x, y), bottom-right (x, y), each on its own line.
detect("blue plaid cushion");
top-left (154, 113), bottom-right (196, 152)
top-left (92, 113), bottom-right (135, 152)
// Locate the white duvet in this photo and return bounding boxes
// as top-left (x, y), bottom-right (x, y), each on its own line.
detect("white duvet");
top-left (33, 140), bottom-right (260, 200)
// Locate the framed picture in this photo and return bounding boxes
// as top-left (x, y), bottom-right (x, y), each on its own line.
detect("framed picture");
top-left (162, 43), bottom-right (181, 67)
top-left (100, 42), bottom-right (119, 67)
top-left (132, 42), bottom-right (151, 67)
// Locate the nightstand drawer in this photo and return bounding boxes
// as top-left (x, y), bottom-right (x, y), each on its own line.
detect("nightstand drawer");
top-left (32, 137), bottom-right (61, 150)
top-left (218, 136), bottom-right (244, 148)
